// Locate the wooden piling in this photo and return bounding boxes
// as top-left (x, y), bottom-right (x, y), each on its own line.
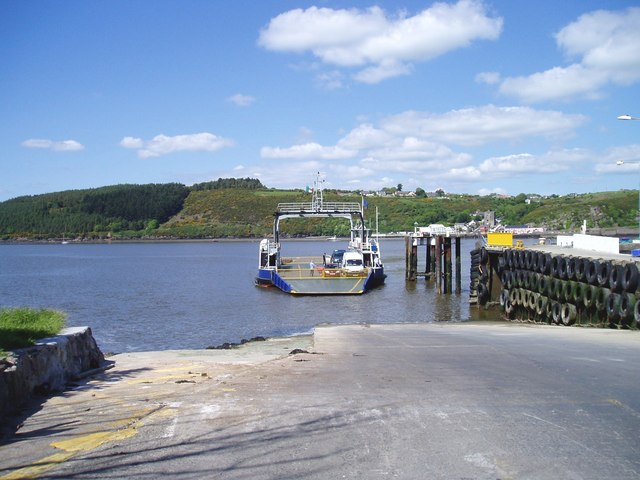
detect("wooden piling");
top-left (425, 240), bottom-right (431, 277)
top-left (404, 236), bottom-right (412, 280)
top-left (405, 233), bottom-right (462, 295)
top-left (411, 241), bottom-right (418, 281)
top-left (444, 237), bottom-right (452, 294)
top-left (435, 236), bottom-right (442, 294)
top-left (455, 237), bottom-right (461, 294)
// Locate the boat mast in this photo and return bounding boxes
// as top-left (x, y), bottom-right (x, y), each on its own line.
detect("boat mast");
top-left (312, 172), bottom-right (324, 212)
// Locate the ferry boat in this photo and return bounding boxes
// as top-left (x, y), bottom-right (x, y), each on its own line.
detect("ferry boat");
top-left (255, 174), bottom-right (386, 295)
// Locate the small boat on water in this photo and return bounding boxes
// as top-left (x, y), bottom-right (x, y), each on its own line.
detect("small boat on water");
top-left (255, 174), bottom-right (386, 295)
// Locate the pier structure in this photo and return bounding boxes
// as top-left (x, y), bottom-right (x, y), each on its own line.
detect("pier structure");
top-left (475, 232), bottom-right (640, 329)
top-left (405, 225), bottom-right (462, 294)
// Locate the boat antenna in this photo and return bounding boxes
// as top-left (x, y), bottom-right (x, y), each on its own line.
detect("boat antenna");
top-left (376, 205), bottom-right (379, 243)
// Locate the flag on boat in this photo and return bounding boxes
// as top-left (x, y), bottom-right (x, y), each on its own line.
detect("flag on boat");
top-left (362, 198), bottom-right (369, 209)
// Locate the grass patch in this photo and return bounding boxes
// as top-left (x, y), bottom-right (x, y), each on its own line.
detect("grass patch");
top-left (0, 308), bottom-right (66, 355)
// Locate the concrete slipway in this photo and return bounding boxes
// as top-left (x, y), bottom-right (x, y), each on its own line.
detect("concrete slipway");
top-left (1, 322), bottom-right (639, 479)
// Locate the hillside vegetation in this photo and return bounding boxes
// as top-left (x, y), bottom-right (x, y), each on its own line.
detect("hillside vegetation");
top-left (0, 180), bottom-right (637, 240)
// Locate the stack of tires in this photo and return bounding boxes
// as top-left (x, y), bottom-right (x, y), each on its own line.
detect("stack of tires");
top-left (471, 247), bottom-right (490, 306)
top-left (498, 249), bottom-right (639, 329)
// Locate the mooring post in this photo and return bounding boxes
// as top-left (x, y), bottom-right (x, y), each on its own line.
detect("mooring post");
top-left (455, 236), bottom-right (462, 294)
top-left (404, 236), bottom-right (411, 280)
top-left (411, 239), bottom-right (418, 281)
top-left (444, 237), bottom-right (452, 293)
top-left (425, 238), bottom-right (431, 277)
top-left (435, 235), bottom-right (442, 294)
top-left (430, 241), bottom-right (436, 275)
top-left (405, 236), bottom-right (418, 281)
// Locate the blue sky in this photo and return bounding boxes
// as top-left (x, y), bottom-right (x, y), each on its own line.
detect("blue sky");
top-left (1, 0), bottom-right (639, 201)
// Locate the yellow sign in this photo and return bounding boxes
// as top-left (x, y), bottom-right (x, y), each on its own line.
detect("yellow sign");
top-left (487, 232), bottom-right (513, 247)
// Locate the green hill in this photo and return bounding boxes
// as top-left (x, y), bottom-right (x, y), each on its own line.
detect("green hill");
top-left (0, 180), bottom-right (637, 240)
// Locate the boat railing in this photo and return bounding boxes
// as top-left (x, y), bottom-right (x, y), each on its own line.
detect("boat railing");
top-left (277, 202), bottom-right (362, 213)
top-left (277, 267), bottom-right (369, 280)
top-left (277, 255), bottom-right (368, 279)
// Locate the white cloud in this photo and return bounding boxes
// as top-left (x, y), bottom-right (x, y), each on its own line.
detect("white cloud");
top-left (422, 148), bottom-right (592, 187)
top-left (21, 138), bottom-right (84, 151)
top-left (258, 0), bottom-right (503, 84)
top-left (261, 142), bottom-right (356, 160)
top-left (479, 153), bottom-right (559, 174)
top-left (119, 137), bottom-right (144, 149)
top-left (337, 124), bottom-right (393, 150)
top-left (365, 138), bottom-right (472, 167)
top-left (315, 70), bottom-right (345, 90)
top-left (120, 133), bottom-right (234, 158)
top-left (497, 6), bottom-right (640, 102)
top-left (478, 187), bottom-right (508, 196)
top-left (594, 144), bottom-right (640, 173)
top-left (353, 59), bottom-right (413, 84)
top-left (475, 71), bottom-right (500, 85)
top-left (227, 94), bottom-right (256, 107)
top-left (444, 165), bottom-right (482, 180)
top-left (255, 105), bottom-right (599, 193)
top-left (381, 105), bottom-right (586, 146)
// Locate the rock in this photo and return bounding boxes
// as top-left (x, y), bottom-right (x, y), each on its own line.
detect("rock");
top-left (289, 349), bottom-right (309, 355)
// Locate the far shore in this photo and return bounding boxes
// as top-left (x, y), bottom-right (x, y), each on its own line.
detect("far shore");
top-left (1, 228), bottom-right (638, 246)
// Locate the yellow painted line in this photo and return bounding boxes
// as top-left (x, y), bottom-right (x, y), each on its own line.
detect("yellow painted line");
top-left (0, 452), bottom-right (74, 480)
top-left (108, 406), bottom-right (157, 428)
top-left (348, 278), bottom-right (365, 293)
top-left (0, 406), bottom-right (169, 480)
top-left (0, 429), bottom-right (137, 480)
top-left (126, 373), bottom-right (202, 384)
top-left (51, 427), bottom-right (138, 452)
top-left (154, 365), bottom-right (204, 373)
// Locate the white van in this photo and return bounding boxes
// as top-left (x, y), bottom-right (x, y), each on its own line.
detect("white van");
top-left (342, 250), bottom-right (365, 272)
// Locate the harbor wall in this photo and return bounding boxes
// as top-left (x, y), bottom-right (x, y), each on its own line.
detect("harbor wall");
top-left (472, 246), bottom-right (640, 329)
top-left (0, 327), bottom-right (106, 423)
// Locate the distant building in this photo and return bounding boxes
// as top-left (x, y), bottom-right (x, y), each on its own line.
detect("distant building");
top-left (394, 191), bottom-right (416, 197)
top-left (504, 225), bottom-right (545, 235)
top-left (483, 211), bottom-right (496, 228)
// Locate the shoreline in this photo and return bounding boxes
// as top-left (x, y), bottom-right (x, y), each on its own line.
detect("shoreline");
top-left (2, 228), bottom-right (638, 246)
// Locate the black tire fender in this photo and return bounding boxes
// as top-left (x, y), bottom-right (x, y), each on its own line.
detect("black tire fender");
top-left (619, 292), bottom-right (636, 322)
top-left (595, 287), bottom-right (611, 312)
top-left (574, 257), bottom-right (586, 282)
top-left (566, 256), bottom-right (577, 281)
top-left (551, 301), bottom-right (561, 324)
top-left (585, 259), bottom-right (599, 285)
top-left (622, 262), bottom-right (639, 292)
top-left (606, 292), bottom-right (621, 321)
top-left (561, 303), bottom-right (577, 326)
top-left (583, 284), bottom-right (596, 309)
top-left (597, 261), bottom-right (612, 287)
top-left (609, 263), bottom-right (624, 293)
top-left (551, 255), bottom-right (561, 278)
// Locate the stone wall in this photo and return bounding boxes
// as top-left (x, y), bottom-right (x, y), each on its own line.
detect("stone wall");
top-left (0, 327), bottom-right (105, 421)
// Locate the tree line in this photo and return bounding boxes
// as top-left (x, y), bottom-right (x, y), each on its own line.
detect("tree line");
top-left (0, 183), bottom-right (189, 237)
top-left (191, 177), bottom-right (264, 191)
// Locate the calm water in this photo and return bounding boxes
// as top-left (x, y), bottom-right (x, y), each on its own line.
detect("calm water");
top-left (0, 238), bottom-right (498, 353)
